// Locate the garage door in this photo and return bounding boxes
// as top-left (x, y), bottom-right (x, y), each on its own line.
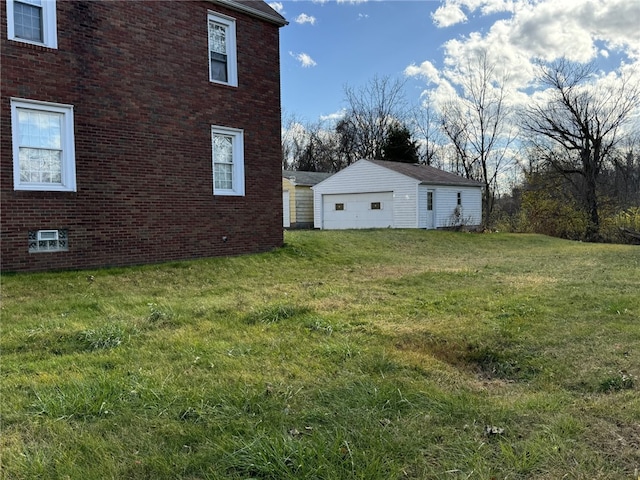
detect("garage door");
top-left (322, 192), bottom-right (393, 229)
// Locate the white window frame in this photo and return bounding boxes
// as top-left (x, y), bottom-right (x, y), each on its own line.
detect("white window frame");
top-left (6, 0), bottom-right (58, 49)
top-left (11, 98), bottom-right (77, 192)
top-left (29, 229), bottom-right (68, 253)
top-left (207, 11), bottom-right (237, 87)
top-left (211, 125), bottom-right (244, 196)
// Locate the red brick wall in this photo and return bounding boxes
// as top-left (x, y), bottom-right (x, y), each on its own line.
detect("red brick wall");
top-left (1, 1), bottom-right (284, 272)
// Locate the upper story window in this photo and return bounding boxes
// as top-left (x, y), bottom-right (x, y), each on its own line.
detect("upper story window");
top-left (11, 98), bottom-right (76, 192)
top-left (212, 126), bottom-right (244, 196)
top-left (6, 0), bottom-right (58, 48)
top-left (208, 11), bottom-right (237, 87)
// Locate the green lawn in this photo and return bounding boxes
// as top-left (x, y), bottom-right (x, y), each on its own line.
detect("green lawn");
top-left (1, 230), bottom-right (639, 479)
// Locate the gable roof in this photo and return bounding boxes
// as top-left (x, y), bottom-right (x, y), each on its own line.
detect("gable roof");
top-left (211, 0), bottom-right (288, 26)
top-left (283, 170), bottom-right (333, 186)
top-left (367, 160), bottom-right (484, 187)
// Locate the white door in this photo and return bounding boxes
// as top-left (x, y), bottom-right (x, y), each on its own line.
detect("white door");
top-left (283, 190), bottom-right (290, 228)
top-left (418, 186), bottom-right (435, 229)
top-left (426, 190), bottom-right (434, 229)
top-left (322, 192), bottom-right (393, 229)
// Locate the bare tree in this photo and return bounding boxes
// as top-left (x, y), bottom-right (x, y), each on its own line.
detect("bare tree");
top-left (281, 115), bottom-right (344, 173)
top-left (281, 112), bottom-right (307, 170)
top-left (521, 59), bottom-right (640, 240)
top-left (439, 50), bottom-right (515, 227)
top-left (411, 99), bottom-right (444, 167)
top-left (298, 126), bottom-right (343, 172)
top-left (339, 75), bottom-right (409, 161)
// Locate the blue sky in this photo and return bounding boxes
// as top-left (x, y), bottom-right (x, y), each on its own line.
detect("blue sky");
top-left (270, 0), bottom-right (640, 125)
top-left (277, 1), bottom-right (468, 122)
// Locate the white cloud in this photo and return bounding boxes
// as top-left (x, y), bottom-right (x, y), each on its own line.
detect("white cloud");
top-left (432, 3), bottom-right (467, 28)
top-left (268, 2), bottom-right (284, 14)
top-left (478, 0), bottom-right (516, 16)
top-left (358, 13), bottom-right (369, 20)
top-left (404, 60), bottom-right (441, 85)
top-left (421, 0), bottom-right (640, 94)
top-left (290, 51), bottom-right (317, 68)
top-left (432, 0), bottom-right (517, 27)
top-left (295, 13), bottom-right (316, 25)
top-left (319, 109), bottom-right (347, 123)
top-left (433, 0), bottom-right (640, 63)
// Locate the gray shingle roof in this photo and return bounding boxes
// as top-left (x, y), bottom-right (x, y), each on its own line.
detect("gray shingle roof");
top-left (283, 170), bottom-right (333, 186)
top-left (367, 160), bottom-right (484, 187)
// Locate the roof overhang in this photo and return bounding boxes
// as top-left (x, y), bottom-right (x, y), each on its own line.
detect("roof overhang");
top-left (208, 0), bottom-right (288, 26)
top-left (418, 181), bottom-right (485, 189)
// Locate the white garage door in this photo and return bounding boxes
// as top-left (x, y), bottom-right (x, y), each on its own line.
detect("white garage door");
top-left (322, 192), bottom-right (393, 229)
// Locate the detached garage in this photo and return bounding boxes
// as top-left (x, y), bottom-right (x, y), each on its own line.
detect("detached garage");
top-left (312, 159), bottom-right (484, 230)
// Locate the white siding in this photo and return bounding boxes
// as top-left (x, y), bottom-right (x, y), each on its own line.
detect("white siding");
top-left (313, 161), bottom-right (419, 229)
top-left (433, 186), bottom-right (482, 228)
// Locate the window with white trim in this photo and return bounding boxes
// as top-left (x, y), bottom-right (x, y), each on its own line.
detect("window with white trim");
top-left (212, 126), bottom-right (244, 196)
top-left (208, 12), bottom-right (237, 86)
top-left (28, 229), bottom-right (68, 252)
top-left (6, 0), bottom-right (58, 48)
top-left (11, 99), bottom-right (76, 192)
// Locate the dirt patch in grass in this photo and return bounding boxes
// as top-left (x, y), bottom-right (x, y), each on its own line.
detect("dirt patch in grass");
top-left (583, 418), bottom-right (640, 474)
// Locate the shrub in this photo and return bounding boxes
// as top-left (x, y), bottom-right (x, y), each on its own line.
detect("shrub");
top-left (519, 190), bottom-right (588, 240)
top-left (600, 207), bottom-right (640, 244)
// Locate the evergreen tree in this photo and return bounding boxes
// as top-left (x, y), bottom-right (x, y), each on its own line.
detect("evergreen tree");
top-left (381, 123), bottom-right (419, 163)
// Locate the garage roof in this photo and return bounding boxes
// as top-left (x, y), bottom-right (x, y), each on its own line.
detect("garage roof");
top-left (368, 160), bottom-right (484, 187)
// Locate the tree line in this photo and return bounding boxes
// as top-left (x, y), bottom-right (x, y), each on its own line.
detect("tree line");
top-left (282, 53), bottom-right (640, 244)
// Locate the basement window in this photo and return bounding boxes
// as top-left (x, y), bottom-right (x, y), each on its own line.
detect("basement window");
top-left (28, 229), bottom-right (68, 252)
top-left (335, 203), bottom-right (345, 211)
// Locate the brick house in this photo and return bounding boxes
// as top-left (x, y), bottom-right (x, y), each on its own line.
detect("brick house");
top-left (1, 0), bottom-right (287, 272)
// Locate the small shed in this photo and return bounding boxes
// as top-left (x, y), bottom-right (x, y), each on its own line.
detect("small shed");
top-left (283, 170), bottom-right (333, 228)
top-left (312, 159), bottom-right (484, 230)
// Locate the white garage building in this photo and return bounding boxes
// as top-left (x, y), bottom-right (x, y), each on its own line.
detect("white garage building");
top-left (312, 159), bottom-right (484, 230)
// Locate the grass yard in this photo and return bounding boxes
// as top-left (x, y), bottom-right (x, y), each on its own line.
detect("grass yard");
top-left (1, 230), bottom-right (639, 479)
